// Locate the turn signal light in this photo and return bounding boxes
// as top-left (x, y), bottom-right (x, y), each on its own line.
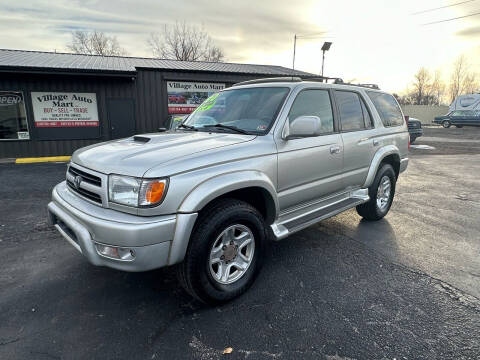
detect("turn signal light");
top-left (139, 179), bottom-right (168, 206)
top-left (146, 181), bottom-right (165, 203)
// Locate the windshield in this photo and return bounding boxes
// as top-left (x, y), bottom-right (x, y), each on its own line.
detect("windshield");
top-left (182, 87), bottom-right (290, 134)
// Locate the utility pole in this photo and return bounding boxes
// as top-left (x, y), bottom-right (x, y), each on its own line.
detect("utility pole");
top-left (292, 34), bottom-right (297, 70)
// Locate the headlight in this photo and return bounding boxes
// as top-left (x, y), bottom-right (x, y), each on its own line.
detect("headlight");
top-left (108, 175), bottom-right (168, 207)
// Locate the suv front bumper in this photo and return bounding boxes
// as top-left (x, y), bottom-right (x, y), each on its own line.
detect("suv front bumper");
top-left (47, 182), bottom-right (197, 272)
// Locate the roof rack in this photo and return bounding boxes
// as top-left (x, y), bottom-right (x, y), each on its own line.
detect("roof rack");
top-left (355, 83), bottom-right (380, 90)
top-left (302, 77), bottom-right (380, 89)
top-left (233, 77), bottom-right (302, 86)
top-left (233, 76), bottom-right (380, 90)
top-left (301, 76), bottom-right (345, 84)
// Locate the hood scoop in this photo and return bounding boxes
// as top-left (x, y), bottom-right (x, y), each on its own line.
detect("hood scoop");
top-left (133, 135), bottom-right (151, 143)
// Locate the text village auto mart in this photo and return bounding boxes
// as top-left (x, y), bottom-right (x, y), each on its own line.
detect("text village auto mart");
top-left (0, 49), bottom-right (313, 159)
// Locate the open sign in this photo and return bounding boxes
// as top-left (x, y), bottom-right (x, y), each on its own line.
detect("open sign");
top-left (0, 92), bottom-right (23, 106)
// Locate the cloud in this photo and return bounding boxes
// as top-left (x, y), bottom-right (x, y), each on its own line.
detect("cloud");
top-left (456, 26), bottom-right (480, 37)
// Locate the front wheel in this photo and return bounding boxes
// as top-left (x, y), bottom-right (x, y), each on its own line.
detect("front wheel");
top-left (177, 198), bottom-right (266, 304)
top-left (442, 120), bottom-right (451, 128)
top-left (356, 164), bottom-right (396, 221)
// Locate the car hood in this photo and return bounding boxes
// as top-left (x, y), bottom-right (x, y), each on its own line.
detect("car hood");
top-left (72, 131), bottom-right (256, 177)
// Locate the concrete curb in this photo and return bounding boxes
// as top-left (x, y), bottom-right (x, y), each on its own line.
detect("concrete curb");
top-left (14, 156), bottom-right (71, 164)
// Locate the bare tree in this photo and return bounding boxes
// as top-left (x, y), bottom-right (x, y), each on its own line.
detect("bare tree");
top-left (148, 22), bottom-right (224, 62)
top-left (67, 30), bottom-right (128, 56)
top-left (463, 72), bottom-right (478, 94)
top-left (431, 70), bottom-right (445, 105)
top-left (411, 67), bottom-right (432, 105)
top-left (449, 55), bottom-right (469, 102)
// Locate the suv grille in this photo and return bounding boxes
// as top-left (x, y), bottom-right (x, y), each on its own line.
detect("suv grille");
top-left (66, 165), bottom-right (102, 204)
top-left (68, 166), bottom-right (101, 186)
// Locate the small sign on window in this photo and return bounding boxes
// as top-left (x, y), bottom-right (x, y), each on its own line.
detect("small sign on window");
top-left (17, 131), bottom-right (30, 140)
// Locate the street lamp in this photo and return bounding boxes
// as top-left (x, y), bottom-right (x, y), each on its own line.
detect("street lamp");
top-left (321, 42), bottom-right (332, 76)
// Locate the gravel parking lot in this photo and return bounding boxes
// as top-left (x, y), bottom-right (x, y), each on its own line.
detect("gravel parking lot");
top-left (1, 127), bottom-right (480, 360)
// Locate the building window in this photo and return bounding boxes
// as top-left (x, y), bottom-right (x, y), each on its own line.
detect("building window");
top-left (0, 91), bottom-right (29, 140)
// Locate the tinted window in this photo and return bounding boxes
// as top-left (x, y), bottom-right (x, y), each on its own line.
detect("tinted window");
top-left (288, 89), bottom-right (334, 134)
top-left (452, 110), bottom-right (475, 117)
top-left (361, 100), bottom-right (373, 127)
top-left (367, 91), bottom-right (404, 127)
top-left (336, 91), bottom-right (365, 131)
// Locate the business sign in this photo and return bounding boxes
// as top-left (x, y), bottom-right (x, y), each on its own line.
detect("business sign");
top-left (167, 81), bottom-right (225, 114)
top-left (31, 92), bottom-right (99, 127)
top-left (0, 92), bottom-right (23, 106)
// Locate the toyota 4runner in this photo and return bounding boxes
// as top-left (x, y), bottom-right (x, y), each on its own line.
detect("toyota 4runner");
top-left (48, 77), bottom-right (409, 304)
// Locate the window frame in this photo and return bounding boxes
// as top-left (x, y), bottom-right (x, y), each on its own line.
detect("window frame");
top-left (333, 89), bottom-right (373, 133)
top-left (286, 87), bottom-right (339, 137)
top-left (0, 90), bottom-right (30, 141)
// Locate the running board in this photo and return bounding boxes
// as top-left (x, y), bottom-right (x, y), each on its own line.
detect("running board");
top-left (270, 188), bottom-right (369, 241)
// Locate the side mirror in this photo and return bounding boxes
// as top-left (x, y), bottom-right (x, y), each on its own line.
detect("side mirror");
top-left (283, 116), bottom-right (322, 140)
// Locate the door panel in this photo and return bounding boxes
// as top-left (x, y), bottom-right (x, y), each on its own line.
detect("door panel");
top-left (107, 99), bottom-right (135, 139)
top-left (335, 90), bottom-right (377, 189)
top-left (341, 129), bottom-right (378, 189)
top-left (277, 134), bottom-right (344, 211)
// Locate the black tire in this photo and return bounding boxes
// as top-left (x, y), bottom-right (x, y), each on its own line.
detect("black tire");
top-left (356, 164), bottom-right (396, 221)
top-left (177, 198), bottom-right (267, 305)
top-left (442, 120), bottom-right (451, 128)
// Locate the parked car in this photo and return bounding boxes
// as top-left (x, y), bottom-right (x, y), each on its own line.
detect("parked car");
top-left (48, 77), bottom-right (409, 304)
top-left (434, 110), bottom-right (480, 128)
top-left (407, 117), bottom-right (423, 143)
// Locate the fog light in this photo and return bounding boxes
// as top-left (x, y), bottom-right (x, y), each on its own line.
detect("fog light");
top-left (95, 244), bottom-right (135, 261)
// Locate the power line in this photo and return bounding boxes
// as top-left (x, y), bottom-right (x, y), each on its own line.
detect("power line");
top-left (295, 31), bottom-right (335, 39)
top-left (412, 0), bottom-right (477, 15)
top-left (422, 9), bottom-right (480, 25)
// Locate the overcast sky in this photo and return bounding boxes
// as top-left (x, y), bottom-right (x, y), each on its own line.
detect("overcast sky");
top-left (1, 0), bottom-right (480, 92)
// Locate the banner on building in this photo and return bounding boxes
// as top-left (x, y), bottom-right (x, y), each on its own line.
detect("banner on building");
top-left (167, 81), bottom-right (225, 114)
top-left (31, 92), bottom-right (99, 127)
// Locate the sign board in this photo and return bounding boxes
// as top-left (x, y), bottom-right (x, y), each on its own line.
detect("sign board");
top-left (31, 92), bottom-right (99, 127)
top-left (167, 81), bottom-right (225, 114)
top-left (0, 92), bottom-right (23, 106)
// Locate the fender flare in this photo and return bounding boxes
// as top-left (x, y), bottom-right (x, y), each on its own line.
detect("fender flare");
top-left (167, 171), bottom-right (278, 266)
top-left (363, 145), bottom-right (400, 188)
top-left (178, 170), bottom-right (279, 219)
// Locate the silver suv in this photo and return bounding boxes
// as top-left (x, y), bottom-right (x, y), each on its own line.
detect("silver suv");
top-left (48, 77), bottom-right (409, 304)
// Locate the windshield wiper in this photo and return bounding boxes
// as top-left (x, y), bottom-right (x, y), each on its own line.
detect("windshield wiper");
top-left (203, 124), bottom-right (250, 134)
top-left (177, 123), bottom-right (197, 131)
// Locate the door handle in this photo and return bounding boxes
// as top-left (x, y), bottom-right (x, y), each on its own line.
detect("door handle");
top-left (373, 139), bottom-right (379, 146)
top-left (330, 145), bottom-right (341, 154)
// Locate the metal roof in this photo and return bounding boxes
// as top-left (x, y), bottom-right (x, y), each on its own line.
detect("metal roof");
top-left (0, 49), bottom-right (314, 77)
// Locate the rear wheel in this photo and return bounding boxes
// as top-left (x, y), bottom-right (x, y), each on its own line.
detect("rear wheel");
top-left (442, 120), bottom-right (451, 128)
top-left (177, 198), bottom-right (266, 305)
top-left (356, 164), bottom-right (396, 221)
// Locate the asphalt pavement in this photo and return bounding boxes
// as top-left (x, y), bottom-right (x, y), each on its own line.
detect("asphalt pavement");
top-left (1, 126), bottom-right (479, 360)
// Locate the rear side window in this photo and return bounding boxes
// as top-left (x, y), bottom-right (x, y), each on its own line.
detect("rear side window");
top-left (367, 91), bottom-right (404, 127)
top-left (335, 91), bottom-right (365, 131)
top-left (288, 89), bottom-right (334, 134)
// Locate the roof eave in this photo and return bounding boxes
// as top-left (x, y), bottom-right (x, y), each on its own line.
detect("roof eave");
top-left (0, 66), bottom-right (137, 78)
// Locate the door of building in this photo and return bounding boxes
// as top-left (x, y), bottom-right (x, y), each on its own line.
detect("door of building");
top-left (107, 99), bottom-right (135, 139)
